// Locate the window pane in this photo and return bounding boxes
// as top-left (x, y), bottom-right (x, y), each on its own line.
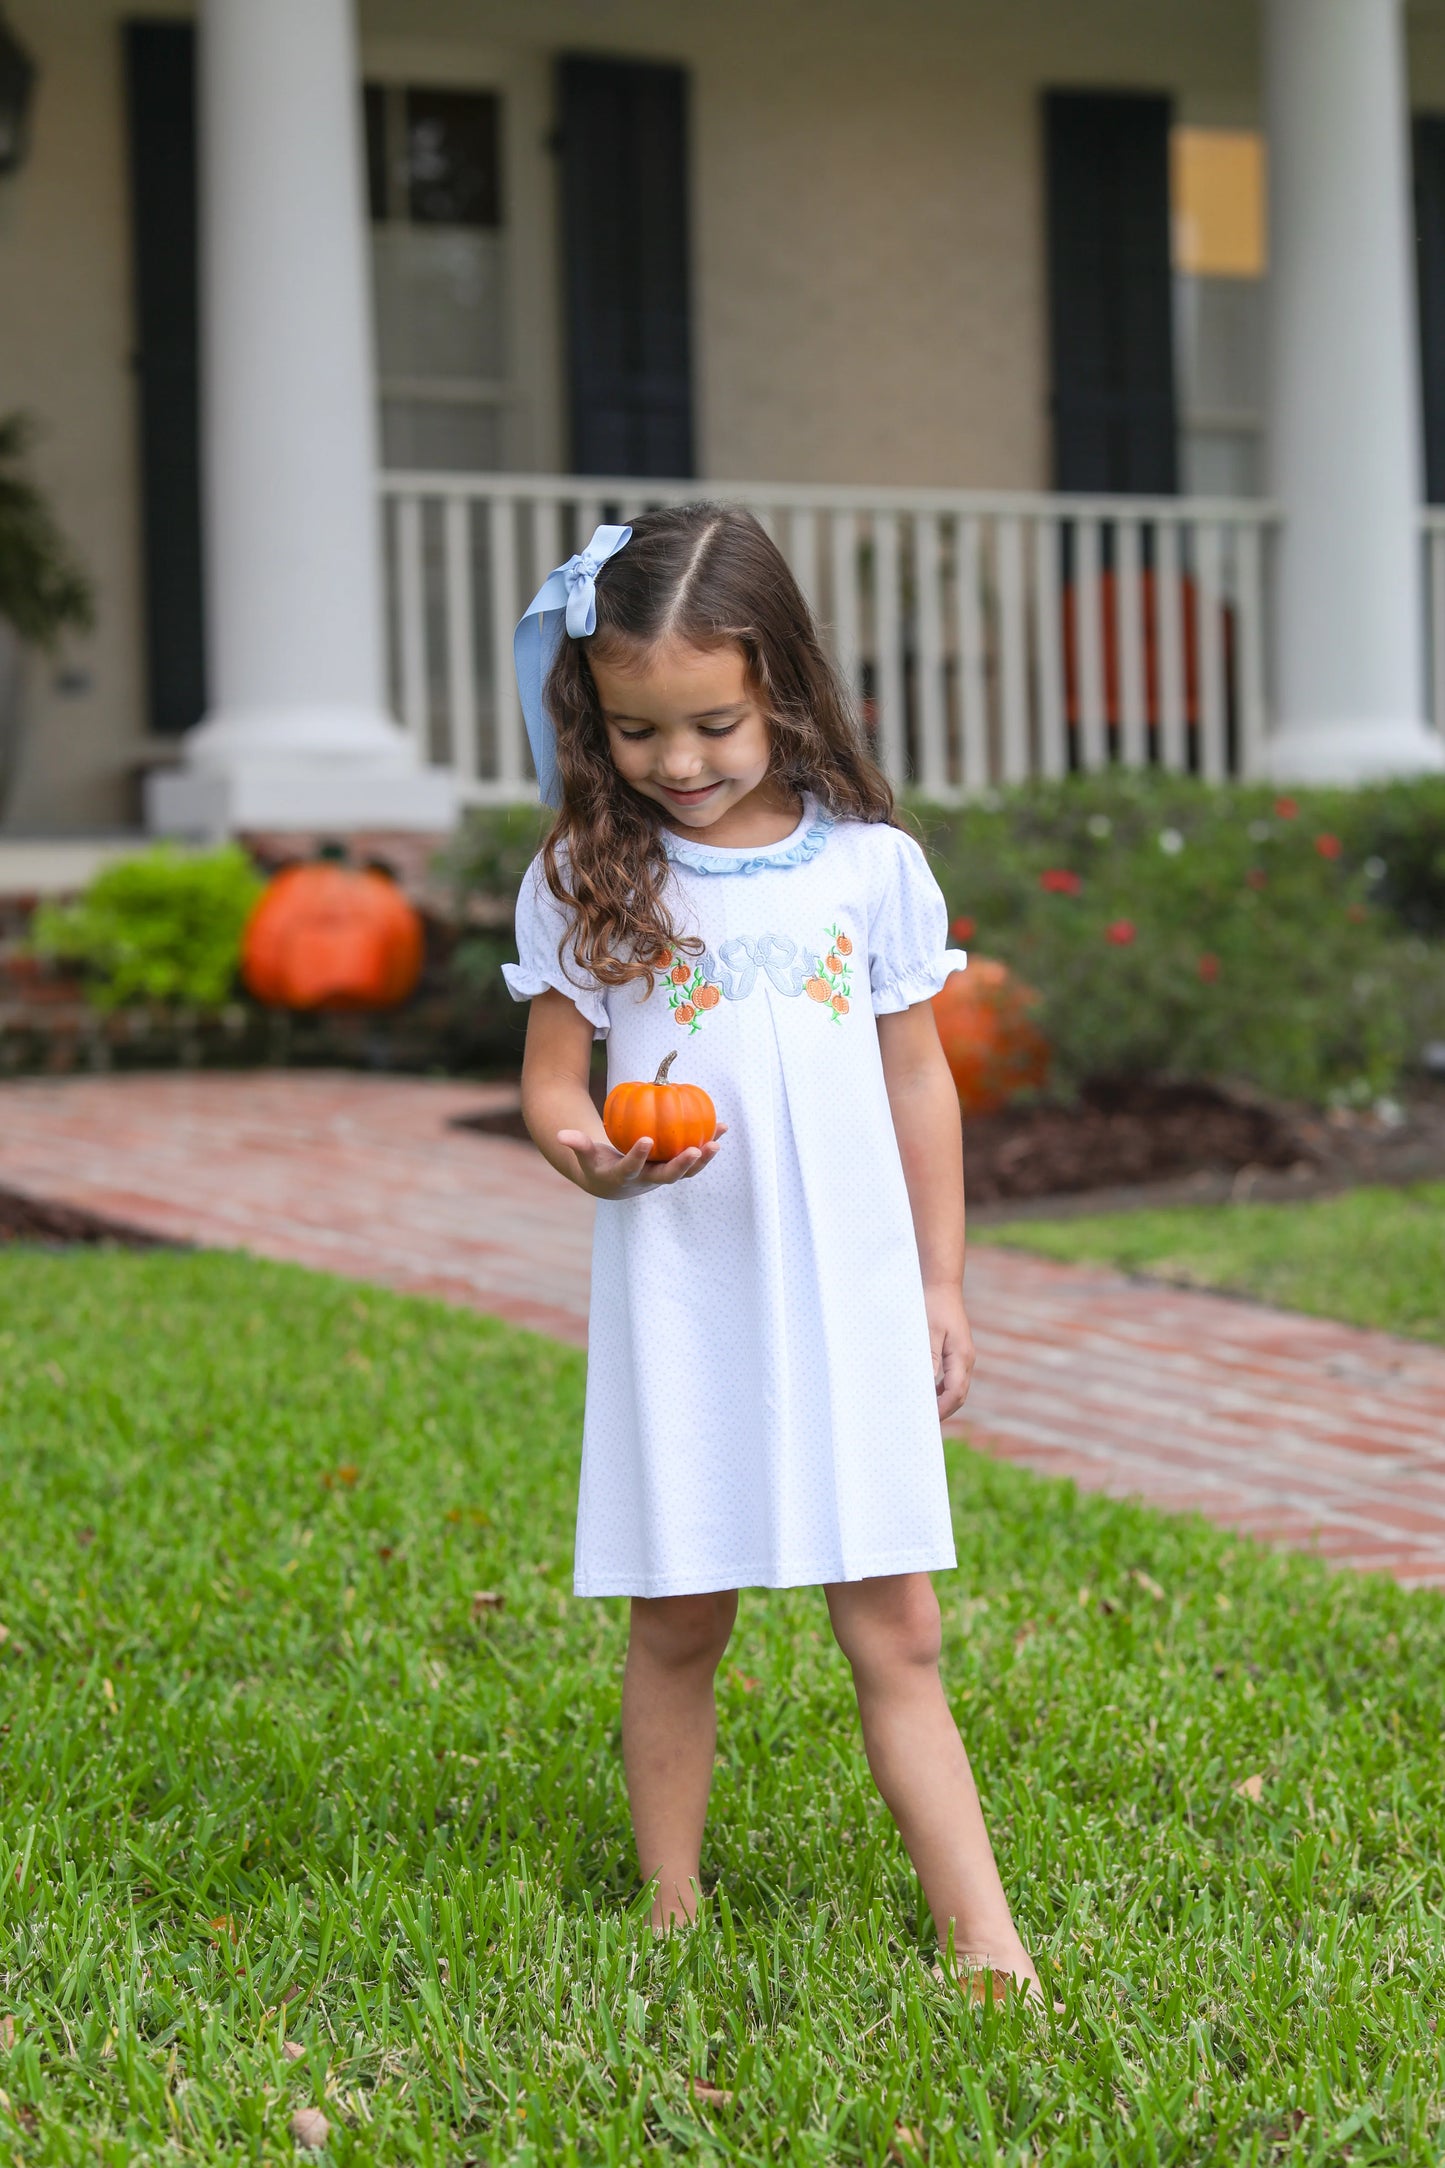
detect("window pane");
top-left (1180, 428), bottom-right (1259, 499)
top-left (403, 88), bottom-right (501, 228)
top-left (372, 226), bottom-right (508, 380)
top-left (381, 398), bottom-right (504, 472)
top-left (1174, 275), bottom-right (1264, 420)
top-left (1172, 128), bottom-right (1266, 278)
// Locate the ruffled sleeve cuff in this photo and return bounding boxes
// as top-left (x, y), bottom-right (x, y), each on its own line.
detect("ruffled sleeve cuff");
top-left (505, 852), bottom-right (611, 1036)
top-left (501, 957), bottom-right (609, 1036)
top-left (871, 947), bottom-right (968, 1016)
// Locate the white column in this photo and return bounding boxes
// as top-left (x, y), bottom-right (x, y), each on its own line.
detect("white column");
top-left (1263, 0), bottom-right (1444, 781)
top-left (148, 0), bottom-right (454, 836)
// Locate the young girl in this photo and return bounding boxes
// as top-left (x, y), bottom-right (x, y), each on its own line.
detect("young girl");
top-left (503, 504), bottom-right (1039, 2000)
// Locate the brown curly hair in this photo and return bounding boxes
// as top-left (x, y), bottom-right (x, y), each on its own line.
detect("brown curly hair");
top-left (541, 501), bottom-right (896, 989)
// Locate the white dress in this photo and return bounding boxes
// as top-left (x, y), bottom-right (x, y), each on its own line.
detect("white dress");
top-left (503, 796), bottom-right (968, 1598)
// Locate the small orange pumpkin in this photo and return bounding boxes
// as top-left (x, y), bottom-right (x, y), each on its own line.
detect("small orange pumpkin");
top-left (242, 857), bottom-right (424, 1012)
top-left (931, 957), bottom-right (1050, 1116)
top-left (603, 1050), bottom-right (717, 1163)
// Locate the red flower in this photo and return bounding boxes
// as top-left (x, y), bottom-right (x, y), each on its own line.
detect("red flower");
top-left (1039, 868), bottom-right (1082, 896)
top-left (1314, 832), bottom-right (1342, 860)
top-left (1105, 919), bottom-right (1136, 945)
top-left (1246, 868), bottom-right (1268, 890)
top-left (1274, 796), bottom-right (1299, 820)
top-left (950, 915), bottom-right (976, 942)
top-left (1197, 953), bottom-right (1221, 983)
top-left (1347, 901), bottom-right (1368, 923)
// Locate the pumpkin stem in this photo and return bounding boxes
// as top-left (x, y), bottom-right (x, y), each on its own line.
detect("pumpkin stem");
top-left (653, 1050), bottom-right (678, 1087)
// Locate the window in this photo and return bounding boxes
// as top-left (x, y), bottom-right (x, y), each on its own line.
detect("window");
top-left (1171, 127), bottom-right (1267, 498)
top-left (364, 83), bottom-right (512, 471)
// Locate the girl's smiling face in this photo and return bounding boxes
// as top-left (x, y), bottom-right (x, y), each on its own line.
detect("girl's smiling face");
top-left (591, 638), bottom-right (794, 836)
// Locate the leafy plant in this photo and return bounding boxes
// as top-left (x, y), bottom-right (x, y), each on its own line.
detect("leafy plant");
top-left (435, 803), bottom-right (550, 1035)
top-left (438, 801), bottom-right (550, 909)
top-left (1330, 777), bottom-right (1445, 937)
top-left (0, 412), bottom-right (94, 647)
top-left (911, 773), bottom-right (1445, 1106)
top-left (30, 844), bottom-right (264, 1012)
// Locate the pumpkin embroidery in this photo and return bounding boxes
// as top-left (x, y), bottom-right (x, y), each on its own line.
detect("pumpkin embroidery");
top-left (809, 922), bottom-right (853, 1022)
top-left (661, 951), bottom-right (724, 1034)
top-left (654, 924), bottom-right (855, 1021)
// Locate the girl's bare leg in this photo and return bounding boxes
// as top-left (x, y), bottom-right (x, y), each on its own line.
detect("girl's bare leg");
top-left (622, 1589), bottom-right (738, 1929)
top-left (825, 1572), bottom-right (1040, 1996)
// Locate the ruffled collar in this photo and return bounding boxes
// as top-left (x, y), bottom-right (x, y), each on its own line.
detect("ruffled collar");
top-left (661, 794), bottom-right (834, 876)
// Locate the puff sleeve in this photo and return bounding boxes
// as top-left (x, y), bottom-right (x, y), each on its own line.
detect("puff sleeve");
top-left (500, 852), bottom-right (610, 1036)
top-left (866, 828), bottom-right (968, 1014)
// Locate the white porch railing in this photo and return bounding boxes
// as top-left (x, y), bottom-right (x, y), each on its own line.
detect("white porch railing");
top-left (378, 472), bottom-right (1278, 801)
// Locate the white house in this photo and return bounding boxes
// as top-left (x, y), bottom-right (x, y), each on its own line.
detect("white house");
top-left (1, 0), bottom-right (1443, 844)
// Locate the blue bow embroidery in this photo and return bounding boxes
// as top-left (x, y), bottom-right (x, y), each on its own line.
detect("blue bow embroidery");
top-left (513, 523), bottom-right (632, 806)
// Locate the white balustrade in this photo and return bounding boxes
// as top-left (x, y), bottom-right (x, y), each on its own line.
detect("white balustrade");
top-left (378, 472), bottom-right (1279, 801)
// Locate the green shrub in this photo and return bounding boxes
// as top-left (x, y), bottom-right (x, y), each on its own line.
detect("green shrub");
top-left (1330, 776), bottom-right (1445, 935)
top-left (435, 803), bottom-right (550, 1031)
top-left (30, 844), bottom-right (264, 1012)
top-left (439, 800), bottom-right (551, 902)
top-left (0, 412), bottom-right (94, 649)
top-left (912, 774), bottom-right (1445, 1105)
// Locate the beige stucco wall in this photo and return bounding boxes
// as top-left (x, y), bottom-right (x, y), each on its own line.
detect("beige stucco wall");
top-left (7, 0), bottom-right (1445, 831)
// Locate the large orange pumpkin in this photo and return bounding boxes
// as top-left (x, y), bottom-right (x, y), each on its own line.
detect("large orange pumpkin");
top-left (603, 1051), bottom-right (717, 1163)
top-left (931, 958), bottom-right (1050, 1116)
top-left (242, 860), bottom-right (424, 1012)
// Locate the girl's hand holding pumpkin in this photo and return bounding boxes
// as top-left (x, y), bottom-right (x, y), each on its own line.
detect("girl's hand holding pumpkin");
top-left (556, 1125), bottom-right (727, 1198)
top-left (521, 998), bottom-right (725, 1200)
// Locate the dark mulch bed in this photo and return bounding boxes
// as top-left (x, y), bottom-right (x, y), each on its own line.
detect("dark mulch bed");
top-left (455, 1075), bottom-right (1445, 1207)
top-left (0, 1187), bottom-right (174, 1249)
top-left (960, 1078), bottom-right (1306, 1202)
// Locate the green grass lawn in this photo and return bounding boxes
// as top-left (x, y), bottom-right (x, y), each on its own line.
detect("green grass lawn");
top-left (976, 1182), bottom-right (1445, 1346)
top-left (1, 1249), bottom-right (1443, 2166)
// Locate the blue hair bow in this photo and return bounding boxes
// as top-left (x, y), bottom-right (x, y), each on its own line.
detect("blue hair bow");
top-left (513, 523), bottom-right (632, 806)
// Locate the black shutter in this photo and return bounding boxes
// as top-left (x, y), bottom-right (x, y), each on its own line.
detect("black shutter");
top-left (558, 56), bottom-right (693, 478)
top-left (123, 20), bottom-right (206, 734)
top-left (1414, 115), bottom-right (1445, 503)
top-left (1044, 90), bottom-right (1178, 494)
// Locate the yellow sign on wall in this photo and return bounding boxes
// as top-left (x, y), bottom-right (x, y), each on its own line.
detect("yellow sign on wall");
top-left (1172, 128), bottom-right (1267, 278)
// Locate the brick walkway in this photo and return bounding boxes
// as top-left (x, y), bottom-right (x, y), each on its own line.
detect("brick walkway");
top-left (3, 1072), bottom-right (1443, 1590)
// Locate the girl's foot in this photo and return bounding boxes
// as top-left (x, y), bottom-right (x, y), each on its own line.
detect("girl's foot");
top-left (933, 1942), bottom-right (1044, 2006)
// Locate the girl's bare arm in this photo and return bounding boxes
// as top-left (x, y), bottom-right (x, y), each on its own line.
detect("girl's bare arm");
top-left (521, 989), bottom-right (725, 1199)
top-left (877, 1000), bottom-right (975, 1417)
